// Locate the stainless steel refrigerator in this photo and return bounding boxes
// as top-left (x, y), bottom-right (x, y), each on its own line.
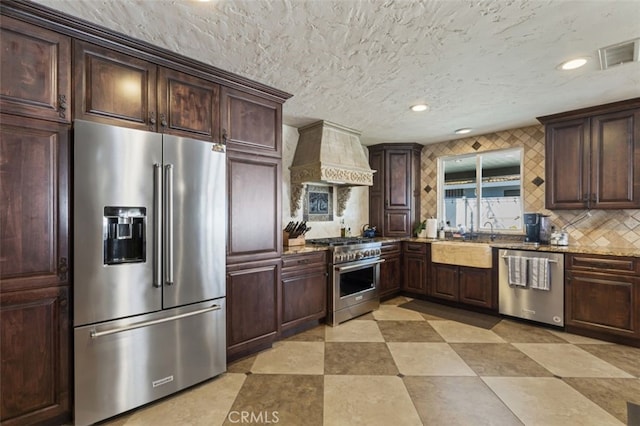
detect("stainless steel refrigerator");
top-left (73, 120), bottom-right (226, 425)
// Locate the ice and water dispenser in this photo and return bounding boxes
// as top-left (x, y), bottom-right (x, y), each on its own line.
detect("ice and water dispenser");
top-left (103, 207), bottom-right (146, 264)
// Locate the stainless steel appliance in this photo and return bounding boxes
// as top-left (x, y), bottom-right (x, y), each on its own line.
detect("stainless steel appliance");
top-left (73, 120), bottom-right (226, 425)
top-left (308, 237), bottom-right (383, 326)
top-left (523, 213), bottom-right (551, 244)
top-left (498, 249), bottom-right (564, 326)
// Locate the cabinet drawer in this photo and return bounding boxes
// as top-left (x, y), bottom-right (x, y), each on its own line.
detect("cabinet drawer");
top-left (282, 251), bottom-right (327, 270)
top-left (567, 254), bottom-right (639, 275)
top-left (403, 242), bottom-right (427, 254)
top-left (381, 242), bottom-right (401, 255)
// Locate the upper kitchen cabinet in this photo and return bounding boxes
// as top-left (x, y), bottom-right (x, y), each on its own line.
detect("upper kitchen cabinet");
top-left (539, 98), bottom-right (640, 209)
top-left (368, 143), bottom-right (423, 237)
top-left (74, 41), bottom-right (221, 142)
top-left (221, 87), bottom-right (282, 157)
top-left (0, 16), bottom-right (71, 123)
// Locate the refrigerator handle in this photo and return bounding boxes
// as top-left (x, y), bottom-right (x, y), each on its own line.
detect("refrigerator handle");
top-left (153, 163), bottom-right (163, 288)
top-left (165, 164), bottom-right (174, 286)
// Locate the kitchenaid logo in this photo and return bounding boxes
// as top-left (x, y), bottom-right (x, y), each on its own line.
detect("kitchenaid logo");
top-left (151, 375), bottom-right (174, 388)
top-left (227, 411), bottom-right (279, 423)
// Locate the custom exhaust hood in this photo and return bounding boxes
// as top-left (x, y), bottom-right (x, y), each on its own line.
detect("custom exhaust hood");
top-left (289, 120), bottom-right (375, 216)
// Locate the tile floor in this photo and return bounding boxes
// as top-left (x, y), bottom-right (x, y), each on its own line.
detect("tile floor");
top-left (101, 297), bottom-right (640, 425)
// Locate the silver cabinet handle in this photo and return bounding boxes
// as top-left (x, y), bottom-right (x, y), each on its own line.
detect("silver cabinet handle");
top-left (165, 164), bottom-right (174, 286)
top-left (153, 163), bottom-right (163, 288)
top-left (334, 258), bottom-right (385, 273)
top-left (89, 304), bottom-right (222, 339)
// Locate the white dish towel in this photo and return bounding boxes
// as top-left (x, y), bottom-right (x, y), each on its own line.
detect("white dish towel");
top-left (529, 257), bottom-right (550, 291)
top-left (507, 256), bottom-right (528, 287)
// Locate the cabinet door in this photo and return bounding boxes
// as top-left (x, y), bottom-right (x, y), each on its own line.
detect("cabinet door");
top-left (385, 149), bottom-right (412, 210)
top-left (545, 118), bottom-right (590, 209)
top-left (157, 67), bottom-right (220, 142)
top-left (591, 109), bottom-right (640, 208)
top-left (0, 115), bottom-right (69, 293)
top-left (368, 149), bottom-right (384, 234)
top-left (566, 271), bottom-right (638, 339)
top-left (226, 151), bottom-right (282, 263)
top-left (220, 87), bottom-right (281, 157)
top-left (403, 256), bottom-right (427, 295)
top-left (459, 267), bottom-right (494, 309)
top-left (0, 16), bottom-right (71, 123)
top-left (431, 263), bottom-right (459, 301)
top-left (384, 210), bottom-right (411, 237)
top-left (1, 286), bottom-right (70, 425)
top-left (379, 254), bottom-right (401, 298)
top-left (281, 266), bottom-right (327, 328)
top-left (226, 259), bottom-right (280, 360)
top-left (74, 41), bottom-right (157, 131)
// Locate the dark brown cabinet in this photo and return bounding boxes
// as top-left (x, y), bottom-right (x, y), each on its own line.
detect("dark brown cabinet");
top-left (281, 251), bottom-right (328, 335)
top-left (223, 86), bottom-right (286, 359)
top-left (565, 254), bottom-right (639, 346)
top-left (539, 98), bottom-right (640, 209)
top-left (74, 41), bottom-right (221, 142)
top-left (379, 242), bottom-right (402, 299)
top-left (431, 263), bottom-right (494, 309)
top-left (402, 242), bottom-right (429, 295)
top-left (368, 143), bottom-right (422, 237)
top-left (226, 258), bottom-right (281, 361)
top-left (0, 16), bottom-right (71, 123)
top-left (221, 87), bottom-right (282, 157)
top-left (0, 115), bottom-right (71, 424)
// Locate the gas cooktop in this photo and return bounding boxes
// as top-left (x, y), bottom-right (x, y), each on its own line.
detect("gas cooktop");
top-left (306, 237), bottom-right (376, 246)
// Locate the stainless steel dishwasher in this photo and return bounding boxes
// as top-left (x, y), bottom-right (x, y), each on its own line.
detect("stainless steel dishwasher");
top-left (498, 249), bottom-right (564, 327)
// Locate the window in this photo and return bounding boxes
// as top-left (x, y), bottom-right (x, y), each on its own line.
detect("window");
top-left (437, 148), bottom-right (523, 233)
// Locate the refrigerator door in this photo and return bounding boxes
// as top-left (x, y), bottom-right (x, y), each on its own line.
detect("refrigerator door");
top-left (74, 298), bottom-right (226, 426)
top-left (74, 120), bottom-right (162, 326)
top-left (162, 134), bottom-right (226, 308)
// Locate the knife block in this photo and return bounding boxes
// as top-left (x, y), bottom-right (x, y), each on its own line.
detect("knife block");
top-left (283, 231), bottom-right (306, 247)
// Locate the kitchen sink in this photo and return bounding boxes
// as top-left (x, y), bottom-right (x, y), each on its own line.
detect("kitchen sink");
top-left (431, 241), bottom-right (493, 268)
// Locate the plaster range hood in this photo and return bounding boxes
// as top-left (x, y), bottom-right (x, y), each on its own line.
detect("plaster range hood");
top-left (289, 120), bottom-right (375, 216)
top-left (290, 120), bottom-right (375, 186)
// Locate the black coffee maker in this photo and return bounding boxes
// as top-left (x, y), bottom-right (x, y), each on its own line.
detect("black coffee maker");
top-left (524, 213), bottom-right (551, 244)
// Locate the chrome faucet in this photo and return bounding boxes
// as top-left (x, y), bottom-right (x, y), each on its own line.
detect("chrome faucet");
top-left (484, 221), bottom-right (496, 241)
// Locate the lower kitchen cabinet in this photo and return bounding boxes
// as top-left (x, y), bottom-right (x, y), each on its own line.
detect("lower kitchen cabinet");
top-left (431, 263), bottom-right (495, 310)
top-left (0, 286), bottom-right (70, 426)
top-left (565, 254), bottom-right (640, 346)
top-left (281, 251), bottom-right (328, 335)
top-left (402, 242), bottom-right (429, 295)
top-left (379, 242), bottom-right (402, 299)
top-left (226, 258), bottom-right (281, 361)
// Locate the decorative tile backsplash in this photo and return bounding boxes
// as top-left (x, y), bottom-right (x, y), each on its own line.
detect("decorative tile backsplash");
top-left (420, 125), bottom-right (640, 250)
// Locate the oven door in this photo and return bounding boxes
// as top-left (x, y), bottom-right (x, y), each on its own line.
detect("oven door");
top-left (333, 258), bottom-right (383, 311)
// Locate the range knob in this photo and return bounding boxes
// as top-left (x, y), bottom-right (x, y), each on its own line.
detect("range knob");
top-left (363, 250), bottom-right (370, 257)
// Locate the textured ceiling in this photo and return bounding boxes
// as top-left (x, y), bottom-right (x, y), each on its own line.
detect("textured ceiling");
top-left (34, 0), bottom-right (640, 145)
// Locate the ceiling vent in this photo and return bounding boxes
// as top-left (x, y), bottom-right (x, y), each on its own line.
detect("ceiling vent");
top-left (598, 38), bottom-right (640, 70)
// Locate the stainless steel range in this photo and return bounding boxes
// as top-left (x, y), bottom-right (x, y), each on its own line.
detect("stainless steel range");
top-left (307, 238), bottom-right (383, 326)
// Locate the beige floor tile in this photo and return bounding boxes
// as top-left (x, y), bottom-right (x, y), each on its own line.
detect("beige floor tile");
top-left (103, 373), bottom-right (246, 426)
top-left (450, 343), bottom-right (554, 377)
top-left (491, 320), bottom-right (567, 343)
top-left (372, 304), bottom-right (426, 321)
top-left (324, 375), bottom-right (422, 426)
top-left (404, 376), bottom-right (523, 425)
top-left (381, 295), bottom-right (412, 305)
top-left (577, 344), bottom-right (640, 377)
top-left (548, 330), bottom-right (613, 344)
top-left (251, 341), bottom-right (324, 375)
top-left (325, 319), bottom-right (384, 342)
top-left (387, 342), bottom-right (476, 376)
top-left (513, 344), bottom-right (634, 378)
top-left (428, 320), bottom-right (506, 343)
top-left (483, 377), bottom-right (623, 425)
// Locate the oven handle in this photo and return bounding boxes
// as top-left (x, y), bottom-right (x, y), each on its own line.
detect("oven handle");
top-left (334, 258), bottom-right (385, 273)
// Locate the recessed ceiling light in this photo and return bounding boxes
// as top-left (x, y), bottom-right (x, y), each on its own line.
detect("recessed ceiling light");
top-left (558, 58), bottom-right (588, 70)
top-left (410, 104), bottom-right (428, 112)
top-left (454, 128), bottom-right (472, 135)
